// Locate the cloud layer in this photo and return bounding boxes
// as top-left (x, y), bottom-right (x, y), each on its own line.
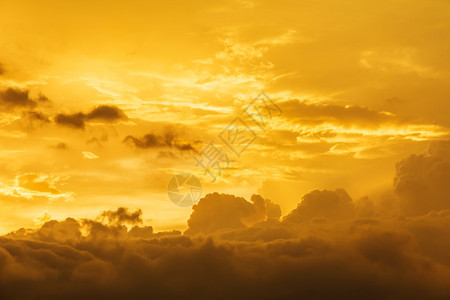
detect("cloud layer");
top-left (1, 147), bottom-right (450, 299)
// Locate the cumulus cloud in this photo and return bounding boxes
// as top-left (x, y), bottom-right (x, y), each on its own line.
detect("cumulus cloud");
top-left (394, 152), bottom-right (450, 216)
top-left (1, 148), bottom-right (450, 298)
top-left (185, 193), bottom-right (282, 236)
top-left (283, 189), bottom-right (355, 224)
top-left (86, 105), bottom-right (128, 122)
top-left (2, 204), bottom-right (450, 299)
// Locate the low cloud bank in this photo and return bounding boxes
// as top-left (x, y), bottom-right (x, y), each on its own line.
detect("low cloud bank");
top-left (2, 142), bottom-right (450, 299)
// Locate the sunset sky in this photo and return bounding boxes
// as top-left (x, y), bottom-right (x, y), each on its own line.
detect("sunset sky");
top-left (1, 0), bottom-right (448, 233)
top-left (1, 1), bottom-right (450, 298)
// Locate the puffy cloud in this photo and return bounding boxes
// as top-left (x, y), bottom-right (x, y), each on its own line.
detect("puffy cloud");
top-left (99, 207), bottom-right (143, 226)
top-left (35, 217), bottom-right (82, 243)
top-left (86, 105), bottom-right (127, 122)
top-left (1, 150), bottom-right (450, 298)
top-left (426, 140), bottom-right (450, 159)
top-left (394, 149), bottom-right (450, 215)
top-left (23, 111), bottom-right (50, 123)
top-left (185, 193), bottom-right (282, 236)
top-left (0, 88), bottom-right (37, 111)
top-left (283, 189), bottom-right (355, 224)
top-left (2, 207), bottom-right (450, 299)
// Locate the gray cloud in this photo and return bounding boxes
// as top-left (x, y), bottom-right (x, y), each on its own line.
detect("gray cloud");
top-left (54, 105), bottom-right (127, 129)
top-left (394, 151), bottom-right (450, 216)
top-left (86, 105), bottom-right (128, 122)
top-left (0, 88), bottom-right (37, 111)
top-left (99, 207), bottom-right (143, 226)
top-left (2, 209), bottom-right (450, 299)
top-left (54, 112), bottom-right (86, 129)
top-left (283, 189), bottom-right (355, 224)
top-left (1, 148), bottom-right (450, 299)
top-left (185, 193), bottom-right (282, 236)
top-left (123, 130), bottom-right (196, 152)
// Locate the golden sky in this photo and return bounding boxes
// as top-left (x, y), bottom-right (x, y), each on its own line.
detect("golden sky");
top-left (1, 1), bottom-right (450, 298)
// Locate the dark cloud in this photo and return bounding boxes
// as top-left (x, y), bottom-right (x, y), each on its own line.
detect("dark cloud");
top-left (86, 105), bottom-right (127, 122)
top-left (0, 88), bottom-right (37, 110)
top-left (2, 207), bottom-right (450, 299)
top-left (54, 112), bottom-right (86, 129)
top-left (283, 189), bottom-right (355, 224)
top-left (99, 207), bottom-right (143, 226)
top-left (124, 133), bottom-right (159, 148)
top-left (24, 111), bottom-right (50, 123)
top-left (394, 150), bottom-right (450, 215)
top-left (185, 193), bottom-right (281, 236)
top-left (426, 140), bottom-right (450, 159)
top-left (38, 94), bottom-right (50, 103)
top-left (54, 105), bottom-right (127, 129)
top-left (1, 151), bottom-right (450, 298)
top-left (123, 130), bottom-right (196, 151)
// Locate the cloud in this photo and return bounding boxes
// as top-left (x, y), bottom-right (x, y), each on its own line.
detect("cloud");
top-left (394, 144), bottom-right (450, 215)
top-left (54, 105), bottom-right (127, 129)
top-left (14, 110), bottom-right (51, 131)
top-left (278, 99), bottom-right (399, 129)
top-left (86, 105), bottom-right (127, 122)
top-left (185, 193), bottom-right (282, 236)
top-left (2, 206), bottom-right (450, 299)
top-left (2, 147), bottom-right (450, 299)
top-left (23, 111), bottom-right (50, 123)
top-left (99, 207), bottom-right (143, 226)
top-left (283, 189), bottom-right (355, 224)
top-left (0, 63), bottom-right (4, 75)
top-left (54, 112), bottom-right (86, 129)
top-left (0, 88), bottom-right (37, 111)
top-left (0, 172), bottom-right (72, 201)
top-left (123, 130), bottom-right (196, 152)
top-left (82, 151), bottom-right (99, 159)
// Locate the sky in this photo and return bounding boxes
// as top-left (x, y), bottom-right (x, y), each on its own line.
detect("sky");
top-left (1, 1), bottom-right (450, 298)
